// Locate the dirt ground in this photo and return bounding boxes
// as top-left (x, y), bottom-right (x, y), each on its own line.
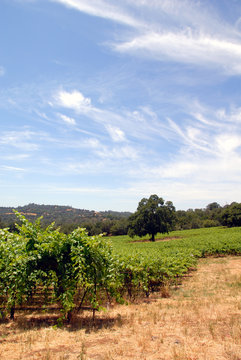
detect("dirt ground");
top-left (0, 256), bottom-right (240, 360)
top-left (131, 236), bottom-right (182, 243)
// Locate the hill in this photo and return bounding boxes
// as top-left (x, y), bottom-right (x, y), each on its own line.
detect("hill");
top-left (0, 203), bottom-right (131, 233)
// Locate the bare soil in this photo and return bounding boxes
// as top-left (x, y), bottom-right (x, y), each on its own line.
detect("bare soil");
top-left (0, 256), bottom-right (240, 360)
top-left (131, 236), bottom-right (182, 243)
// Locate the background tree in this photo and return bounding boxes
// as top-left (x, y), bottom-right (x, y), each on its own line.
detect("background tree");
top-left (206, 202), bottom-right (221, 211)
top-left (128, 195), bottom-right (176, 241)
top-left (110, 218), bottom-right (129, 235)
top-left (221, 202), bottom-right (241, 227)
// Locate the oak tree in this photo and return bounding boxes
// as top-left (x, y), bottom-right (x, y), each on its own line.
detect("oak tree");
top-left (128, 195), bottom-right (175, 241)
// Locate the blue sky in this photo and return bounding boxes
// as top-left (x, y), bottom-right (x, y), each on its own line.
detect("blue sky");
top-left (1, 0), bottom-right (241, 211)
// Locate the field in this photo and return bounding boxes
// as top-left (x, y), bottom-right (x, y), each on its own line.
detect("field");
top-left (0, 226), bottom-right (241, 359)
top-left (110, 226), bottom-right (241, 257)
top-left (107, 226), bottom-right (241, 300)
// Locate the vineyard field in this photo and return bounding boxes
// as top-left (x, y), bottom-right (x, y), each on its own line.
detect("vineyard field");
top-left (0, 216), bottom-right (240, 322)
top-left (109, 226), bottom-right (241, 258)
top-left (107, 226), bottom-right (241, 298)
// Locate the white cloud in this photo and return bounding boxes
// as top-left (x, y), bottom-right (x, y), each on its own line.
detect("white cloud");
top-left (130, 178), bottom-right (241, 210)
top-left (217, 107), bottom-right (241, 124)
top-left (163, 155), bottom-right (241, 183)
top-left (50, 0), bottom-right (223, 34)
top-left (0, 165), bottom-right (25, 172)
top-left (51, 0), bottom-right (143, 28)
top-left (167, 105), bottom-right (241, 157)
top-left (124, 101), bottom-right (241, 205)
top-left (115, 31), bottom-right (241, 74)
top-left (55, 90), bottom-right (91, 112)
top-left (215, 134), bottom-right (241, 154)
top-left (53, 88), bottom-right (169, 144)
top-left (59, 113), bottom-right (76, 125)
top-left (3, 0), bottom-right (241, 211)
top-left (60, 143), bottom-right (138, 174)
top-left (192, 112), bottom-right (219, 127)
top-left (51, 0), bottom-right (241, 74)
top-left (106, 125), bottom-right (126, 142)
top-left (123, 149), bottom-right (241, 209)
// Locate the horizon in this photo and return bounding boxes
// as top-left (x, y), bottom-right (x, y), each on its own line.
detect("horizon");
top-left (1, 1), bottom-right (241, 212)
top-left (0, 200), bottom-right (231, 213)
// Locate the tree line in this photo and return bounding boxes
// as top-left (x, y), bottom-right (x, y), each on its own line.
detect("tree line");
top-left (176, 201), bottom-right (241, 230)
top-left (0, 200), bottom-right (240, 237)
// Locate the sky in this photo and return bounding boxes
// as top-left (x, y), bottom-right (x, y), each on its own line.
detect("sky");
top-left (1, 0), bottom-right (241, 212)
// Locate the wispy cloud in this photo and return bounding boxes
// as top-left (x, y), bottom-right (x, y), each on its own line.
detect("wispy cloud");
top-left (115, 32), bottom-right (241, 74)
top-left (51, 0), bottom-right (241, 74)
top-left (51, 0), bottom-right (143, 28)
top-left (3, 0), bottom-right (241, 210)
top-left (94, 144), bottom-right (138, 160)
top-left (58, 113), bottom-right (76, 125)
top-left (51, 86), bottom-right (241, 180)
top-left (0, 130), bottom-right (39, 151)
top-left (0, 154), bottom-right (30, 161)
top-left (118, 99), bottom-right (241, 207)
top-left (53, 88), bottom-right (171, 144)
top-left (105, 125), bottom-right (126, 142)
top-left (0, 165), bottom-right (26, 172)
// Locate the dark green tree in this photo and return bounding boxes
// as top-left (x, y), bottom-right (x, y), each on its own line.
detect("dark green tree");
top-left (221, 202), bottom-right (241, 227)
top-left (206, 202), bottom-right (221, 211)
top-left (128, 195), bottom-right (176, 241)
top-left (110, 218), bottom-right (129, 235)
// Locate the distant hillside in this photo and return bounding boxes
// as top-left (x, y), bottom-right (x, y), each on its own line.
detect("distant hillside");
top-left (0, 203), bottom-right (132, 227)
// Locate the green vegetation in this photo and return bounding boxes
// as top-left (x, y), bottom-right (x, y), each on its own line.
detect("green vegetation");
top-left (0, 203), bottom-right (131, 236)
top-left (0, 212), bottom-right (117, 321)
top-left (1, 200), bottom-right (241, 236)
top-left (108, 226), bottom-right (241, 298)
top-left (1, 210), bottom-right (240, 324)
top-left (128, 195), bottom-right (175, 241)
top-left (221, 202), bottom-right (241, 227)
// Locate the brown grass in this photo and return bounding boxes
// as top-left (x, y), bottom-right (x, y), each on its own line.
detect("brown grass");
top-left (0, 256), bottom-right (240, 360)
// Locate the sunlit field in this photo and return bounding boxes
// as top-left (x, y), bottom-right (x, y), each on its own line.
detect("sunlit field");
top-left (109, 226), bottom-right (241, 257)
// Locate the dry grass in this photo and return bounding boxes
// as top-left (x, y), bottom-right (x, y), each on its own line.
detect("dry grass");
top-left (0, 256), bottom-right (240, 360)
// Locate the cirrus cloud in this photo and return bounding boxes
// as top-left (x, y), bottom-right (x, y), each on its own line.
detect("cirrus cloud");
top-left (59, 113), bottom-right (76, 125)
top-left (114, 31), bottom-right (241, 75)
top-left (51, 0), bottom-right (241, 74)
